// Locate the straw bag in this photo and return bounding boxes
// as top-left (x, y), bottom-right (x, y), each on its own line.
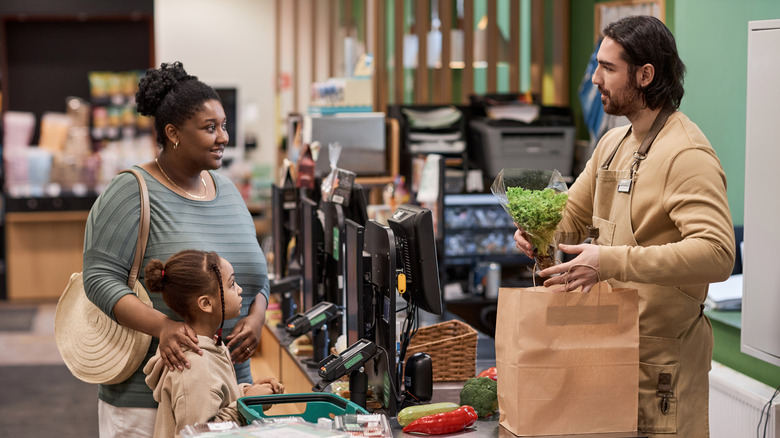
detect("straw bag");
top-left (55, 169), bottom-right (152, 385)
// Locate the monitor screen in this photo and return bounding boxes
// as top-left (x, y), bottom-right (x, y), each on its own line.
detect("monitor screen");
top-left (387, 204), bottom-right (443, 315)
top-left (300, 193), bottom-right (325, 312)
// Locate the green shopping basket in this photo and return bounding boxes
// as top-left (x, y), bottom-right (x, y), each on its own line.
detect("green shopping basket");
top-left (238, 392), bottom-right (369, 424)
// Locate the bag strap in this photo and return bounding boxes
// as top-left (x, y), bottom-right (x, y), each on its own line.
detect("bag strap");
top-left (120, 169), bottom-right (150, 290)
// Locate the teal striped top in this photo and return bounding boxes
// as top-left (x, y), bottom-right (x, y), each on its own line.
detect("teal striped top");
top-left (83, 166), bottom-right (269, 408)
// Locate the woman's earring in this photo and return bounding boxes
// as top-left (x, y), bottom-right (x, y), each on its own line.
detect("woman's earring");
top-left (174, 141), bottom-right (179, 150)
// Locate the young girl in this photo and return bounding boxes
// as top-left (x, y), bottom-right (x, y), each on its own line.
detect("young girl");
top-left (143, 250), bottom-right (283, 437)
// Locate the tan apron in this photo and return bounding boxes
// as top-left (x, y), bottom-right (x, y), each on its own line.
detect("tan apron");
top-left (592, 108), bottom-right (712, 437)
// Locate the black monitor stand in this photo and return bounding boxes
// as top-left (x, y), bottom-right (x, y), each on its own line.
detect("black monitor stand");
top-left (302, 326), bottom-right (330, 369)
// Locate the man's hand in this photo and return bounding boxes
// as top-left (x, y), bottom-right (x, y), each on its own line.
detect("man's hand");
top-left (514, 224), bottom-right (534, 259)
top-left (538, 243), bottom-right (601, 292)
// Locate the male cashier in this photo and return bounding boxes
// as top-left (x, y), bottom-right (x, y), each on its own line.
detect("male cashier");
top-left (514, 16), bottom-right (735, 437)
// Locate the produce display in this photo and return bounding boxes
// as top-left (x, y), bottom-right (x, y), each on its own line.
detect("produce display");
top-left (476, 366), bottom-right (497, 381)
top-left (395, 367), bottom-right (500, 435)
top-left (402, 405), bottom-right (478, 435)
top-left (458, 377), bottom-right (498, 418)
top-left (397, 402), bottom-right (461, 427)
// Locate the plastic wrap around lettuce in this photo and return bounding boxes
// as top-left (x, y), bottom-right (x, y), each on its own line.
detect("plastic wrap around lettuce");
top-left (491, 169), bottom-right (569, 271)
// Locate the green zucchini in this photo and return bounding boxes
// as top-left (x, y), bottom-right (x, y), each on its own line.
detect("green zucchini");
top-left (396, 402), bottom-right (461, 426)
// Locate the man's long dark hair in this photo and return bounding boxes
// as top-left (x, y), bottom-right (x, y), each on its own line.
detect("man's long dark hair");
top-left (603, 15), bottom-right (686, 110)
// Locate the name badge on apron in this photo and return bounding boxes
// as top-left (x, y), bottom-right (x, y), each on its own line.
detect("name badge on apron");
top-left (603, 107), bottom-right (674, 196)
top-left (617, 179), bottom-right (632, 193)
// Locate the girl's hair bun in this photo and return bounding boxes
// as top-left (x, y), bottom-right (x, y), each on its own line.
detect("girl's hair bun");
top-left (144, 258), bottom-right (166, 293)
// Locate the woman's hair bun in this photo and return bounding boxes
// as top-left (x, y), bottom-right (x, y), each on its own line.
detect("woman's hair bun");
top-left (135, 62), bottom-right (198, 117)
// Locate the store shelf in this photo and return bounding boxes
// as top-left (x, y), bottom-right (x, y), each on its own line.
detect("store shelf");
top-left (5, 210), bottom-right (89, 301)
top-left (442, 193), bottom-right (520, 266)
top-left (4, 195), bottom-right (98, 213)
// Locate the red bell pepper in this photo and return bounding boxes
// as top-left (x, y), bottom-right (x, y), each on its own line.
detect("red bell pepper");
top-left (477, 366), bottom-right (497, 381)
top-left (402, 405), bottom-right (478, 435)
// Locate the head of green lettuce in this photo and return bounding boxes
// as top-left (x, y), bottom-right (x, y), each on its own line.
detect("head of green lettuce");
top-left (506, 187), bottom-right (569, 257)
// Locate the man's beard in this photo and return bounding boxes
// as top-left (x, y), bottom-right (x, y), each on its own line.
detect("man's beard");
top-left (600, 82), bottom-right (643, 117)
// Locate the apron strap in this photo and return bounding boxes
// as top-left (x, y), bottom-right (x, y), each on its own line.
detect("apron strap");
top-left (600, 126), bottom-right (632, 170)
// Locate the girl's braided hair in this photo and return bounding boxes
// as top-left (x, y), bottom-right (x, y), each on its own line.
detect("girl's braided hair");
top-left (144, 249), bottom-right (226, 345)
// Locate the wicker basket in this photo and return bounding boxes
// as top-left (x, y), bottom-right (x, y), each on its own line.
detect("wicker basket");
top-left (404, 319), bottom-right (478, 382)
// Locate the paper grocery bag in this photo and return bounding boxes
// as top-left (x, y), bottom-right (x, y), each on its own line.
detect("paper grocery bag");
top-left (495, 281), bottom-right (639, 436)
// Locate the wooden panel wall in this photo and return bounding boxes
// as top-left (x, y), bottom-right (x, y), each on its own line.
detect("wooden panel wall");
top-left (275, 0), bottom-right (571, 111)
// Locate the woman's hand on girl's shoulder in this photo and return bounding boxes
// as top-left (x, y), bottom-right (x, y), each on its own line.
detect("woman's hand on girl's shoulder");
top-left (158, 320), bottom-right (201, 371)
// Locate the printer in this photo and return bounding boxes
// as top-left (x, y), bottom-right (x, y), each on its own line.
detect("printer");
top-left (468, 106), bottom-right (576, 180)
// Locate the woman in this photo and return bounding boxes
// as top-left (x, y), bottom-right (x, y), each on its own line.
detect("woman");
top-left (83, 61), bottom-right (269, 437)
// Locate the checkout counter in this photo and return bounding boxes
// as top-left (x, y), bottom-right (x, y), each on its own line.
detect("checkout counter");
top-left (251, 311), bottom-right (646, 438)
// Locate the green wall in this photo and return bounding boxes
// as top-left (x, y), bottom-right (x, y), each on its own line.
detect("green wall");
top-left (570, 0), bottom-right (780, 227)
top-left (674, 0), bottom-right (780, 226)
top-left (707, 311), bottom-right (780, 389)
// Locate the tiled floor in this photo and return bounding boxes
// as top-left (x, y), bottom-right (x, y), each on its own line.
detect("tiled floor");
top-left (0, 302), bottom-right (64, 366)
top-left (0, 302), bottom-right (99, 438)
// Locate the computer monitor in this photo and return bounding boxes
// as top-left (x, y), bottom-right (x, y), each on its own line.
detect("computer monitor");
top-left (271, 184), bottom-right (299, 279)
top-left (319, 200), bottom-right (346, 347)
top-left (344, 218), bottom-right (366, 347)
top-left (304, 113), bottom-right (388, 177)
top-left (318, 183), bottom-right (370, 342)
top-left (363, 219), bottom-right (400, 415)
top-left (343, 182), bottom-right (369, 227)
top-left (300, 193), bottom-right (325, 312)
top-left (356, 204), bottom-right (443, 415)
top-left (387, 204), bottom-right (443, 315)
top-left (320, 182), bottom-right (370, 283)
top-left (320, 201), bottom-right (344, 293)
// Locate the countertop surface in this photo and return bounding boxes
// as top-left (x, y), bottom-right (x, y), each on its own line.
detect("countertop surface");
top-left (265, 312), bottom-right (645, 438)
